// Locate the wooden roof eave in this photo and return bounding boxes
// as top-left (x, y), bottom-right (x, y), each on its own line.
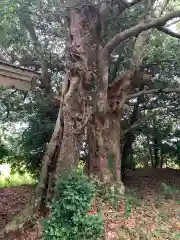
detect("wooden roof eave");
top-left (0, 61), bottom-right (40, 91)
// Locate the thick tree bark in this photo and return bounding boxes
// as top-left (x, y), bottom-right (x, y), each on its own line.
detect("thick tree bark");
top-left (31, 1), bottom-right (102, 204)
top-left (107, 114), bottom-right (121, 182)
top-left (94, 117), bottom-right (110, 182)
top-left (55, 110), bottom-right (81, 176)
top-left (90, 72), bottom-right (133, 183)
top-left (89, 113), bottom-right (123, 183)
top-left (55, 2), bottom-right (101, 178)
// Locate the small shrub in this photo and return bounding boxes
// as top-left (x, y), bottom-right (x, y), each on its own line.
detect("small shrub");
top-left (155, 196), bottom-right (163, 208)
top-left (42, 163), bottom-right (104, 240)
top-left (174, 233), bottom-right (180, 240)
top-left (159, 211), bottom-right (169, 221)
top-left (96, 180), bottom-right (125, 210)
top-left (151, 230), bottom-right (161, 238)
top-left (162, 183), bottom-right (179, 200)
top-left (124, 190), bottom-right (140, 217)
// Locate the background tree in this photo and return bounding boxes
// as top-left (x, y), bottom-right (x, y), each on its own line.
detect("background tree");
top-left (0, 1), bottom-right (180, 229)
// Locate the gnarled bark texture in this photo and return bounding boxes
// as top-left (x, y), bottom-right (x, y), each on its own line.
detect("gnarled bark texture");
top-left (89, 71), bottom-right (133, 183)
top-left (38, 1), bottom-right (102, 200)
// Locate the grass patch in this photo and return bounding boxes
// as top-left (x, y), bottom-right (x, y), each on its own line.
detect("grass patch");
top-left (0, 172), bottom-right (35, 188)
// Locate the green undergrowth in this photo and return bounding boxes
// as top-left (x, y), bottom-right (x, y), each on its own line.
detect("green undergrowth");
top-left (42, 162), bottom-right (104, 240)
top-left (161, 183), bottom-right (180, 200)
top-left (0, 172), bottom-right (35, 188)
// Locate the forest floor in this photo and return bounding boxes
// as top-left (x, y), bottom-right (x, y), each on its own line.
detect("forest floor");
top-left (0, 168), bottom-right (180, 240)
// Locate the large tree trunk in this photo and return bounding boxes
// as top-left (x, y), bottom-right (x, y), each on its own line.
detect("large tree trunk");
top-left (3, 0), bottom-right (175, 236)
top-left (89, 72), bottom-right (132, 184)
top-left (54, 1), bottom-right (101, 176)
top-left (55, 109), bottom-right (82, 176)
top-left (107, 114), bottom-right (121, 182)
top-left (88, 113), bottom-right (123, 185)
top-left (34, 0), bottom-right (102, 205)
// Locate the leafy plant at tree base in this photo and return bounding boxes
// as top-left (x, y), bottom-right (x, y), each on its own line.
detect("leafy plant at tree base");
top-left (162, 183), bottom-right (180, 200)
top-left (41, 163), bottom-right (104, 240)
top-left (124, 191), bottom-right (140, 217)
top-left (96, 182), bottom-right (124, 210)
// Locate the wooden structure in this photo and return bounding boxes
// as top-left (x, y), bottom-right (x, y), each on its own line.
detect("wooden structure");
top-left (0, 61), bottom-right (40, 91)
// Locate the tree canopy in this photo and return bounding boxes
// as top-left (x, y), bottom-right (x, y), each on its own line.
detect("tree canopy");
top-left (0, 0), bottom-right (179, 177)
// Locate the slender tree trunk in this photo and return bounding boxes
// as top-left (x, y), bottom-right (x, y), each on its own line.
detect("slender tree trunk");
top-left (146, 135), bottom-right (153, 167)
top-left (160, 147), bottom-right (164, 168)
top-left (34, 106), bottom-right (63, 208)
top-left (153, 119), bottom-right (159, 168)
top-left (121, 96), bottom-right (142, 178)
top-left (153, 138), bottom-right (159, 168)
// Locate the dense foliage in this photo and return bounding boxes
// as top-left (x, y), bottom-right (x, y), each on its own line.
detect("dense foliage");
top-left (42, 164), bottom-right (104, 240)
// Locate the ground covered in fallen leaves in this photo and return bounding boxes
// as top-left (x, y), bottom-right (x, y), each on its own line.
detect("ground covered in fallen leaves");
top-left (0, 168), bottom-right (180, 239)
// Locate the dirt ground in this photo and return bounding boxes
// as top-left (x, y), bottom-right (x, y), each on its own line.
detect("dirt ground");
top-left (0, 168), bottom-right (180, 239)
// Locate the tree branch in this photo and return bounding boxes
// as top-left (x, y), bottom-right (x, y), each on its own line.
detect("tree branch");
top-left (99, 0), bottom-right (143, 21)
top-left (0, 97), bottom-right (10, 120)
top-left (126, 88), bottom-right (180, 100)
top-left (157, 26), bottom-right (180, 39)
top-left (166, 18), bottom-right (180, 27)
top-left (0, 52), bottom-right (11, 64)
top-left (102, 10), bottom-right (180, 58)
top-left (111, 0), bottom-right (144, 14)
top-left (123, 121), bottom-right (140, 135)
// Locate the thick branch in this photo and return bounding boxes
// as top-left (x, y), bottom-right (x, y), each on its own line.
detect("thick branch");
top-left (0, 52), bottom-right (11, 64)
top-left (124, 0), bottom-right (144, 8)
top-left (123, 121), bottom-right (140, 135)
top-left (157, 26), bottom-right (180, 39)
top-left (19, 16), bottom-right (55, 93)
top-left (126, 88), bottom-right (180, 100)
top-left (166, 19), bottom-right (180, 27)
top-left (103, 10), bottom-right (180, 57)
top-left (0, 97), bottom-right (10, 120)
top-left (99, 0), bottom-right (143, 21)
